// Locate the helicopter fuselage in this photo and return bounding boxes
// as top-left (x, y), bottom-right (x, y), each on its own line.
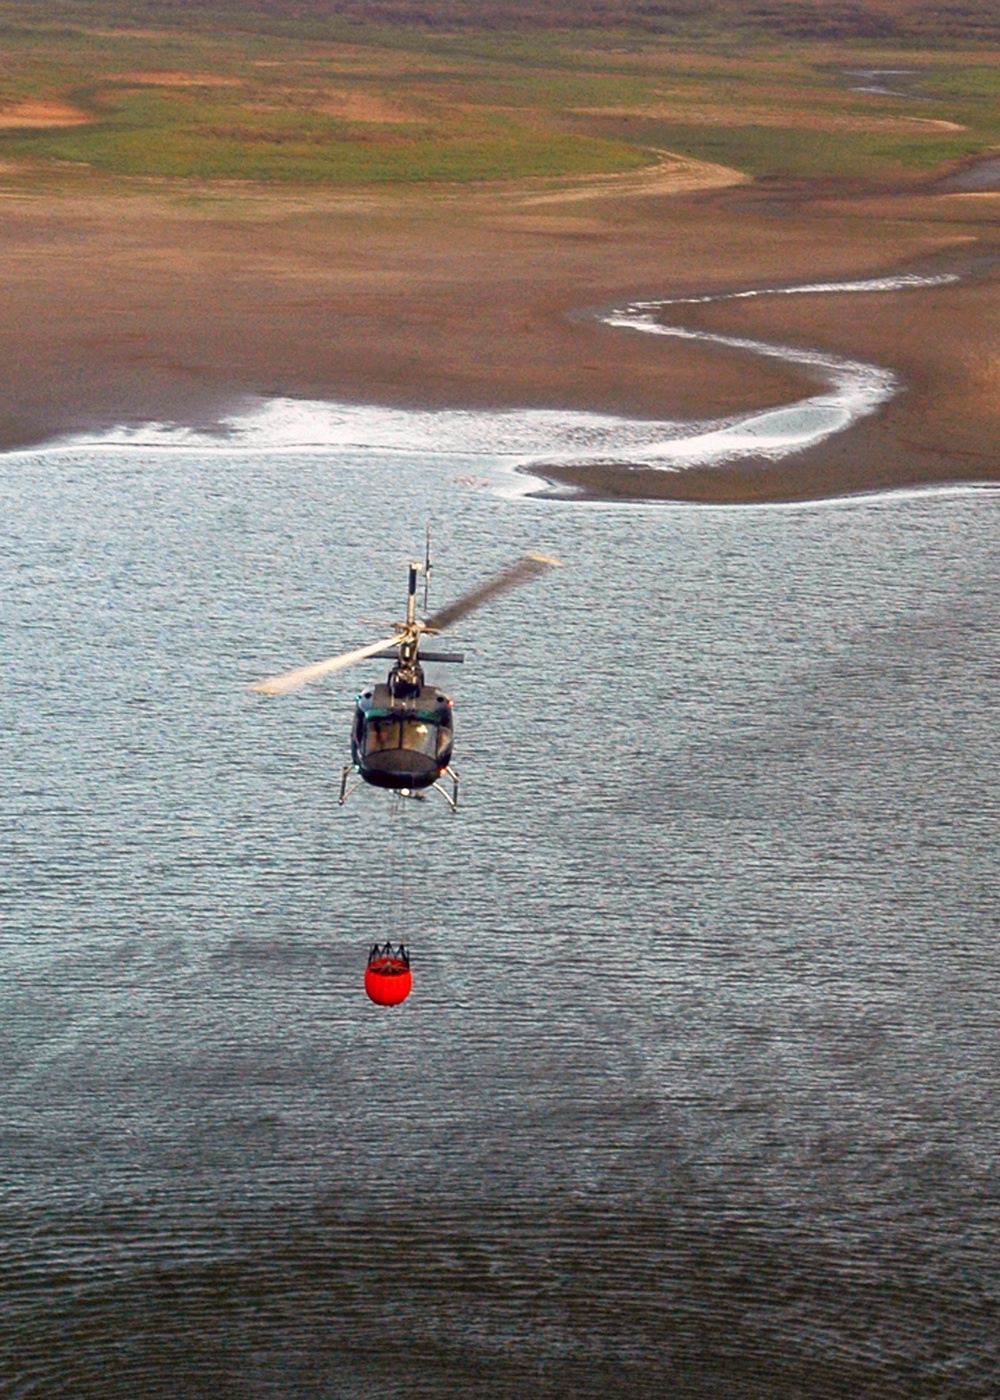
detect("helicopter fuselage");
top-left (252, 550), bottom-right (559, 815)
top-left (350, 675), bottom-right (454, 793)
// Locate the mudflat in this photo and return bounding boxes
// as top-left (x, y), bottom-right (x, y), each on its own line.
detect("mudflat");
top-left (1, 0), bottom-right (997, 502)
top-left (2, 171), bottom-right (996, 503)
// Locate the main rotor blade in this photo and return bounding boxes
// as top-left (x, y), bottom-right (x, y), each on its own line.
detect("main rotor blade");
top-left (249, 634), bottom-right (401, 696)
top-left (423, 552), bottom-right (562, 634)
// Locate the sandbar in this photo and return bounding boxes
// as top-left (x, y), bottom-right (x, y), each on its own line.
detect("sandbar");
top-left (0, 167), bottom-right (997, 503)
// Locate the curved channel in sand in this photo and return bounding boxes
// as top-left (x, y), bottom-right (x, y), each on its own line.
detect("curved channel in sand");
top-left (585, 273), bottom-right (959, 470)
top-left (43, 273), bottom-right (958, 495)
top-left (509, 148), bottom-right (748, 204)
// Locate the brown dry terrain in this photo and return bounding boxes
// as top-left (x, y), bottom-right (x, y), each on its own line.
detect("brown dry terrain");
top-left (2, 173), bottom-right (998, 503)
top-left (0, 102), bottom-right (92, 127)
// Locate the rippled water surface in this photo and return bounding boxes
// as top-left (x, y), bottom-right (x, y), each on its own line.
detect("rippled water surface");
top-left (2, 441), bottom-right (998, 1398)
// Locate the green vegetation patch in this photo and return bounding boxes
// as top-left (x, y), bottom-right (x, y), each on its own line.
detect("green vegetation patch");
top-left (0, 0), bottom-right (996, 193)
top-left (590, 117), bottom-right (985, 179)
top-left (2, 88), bottom-right (650, 183)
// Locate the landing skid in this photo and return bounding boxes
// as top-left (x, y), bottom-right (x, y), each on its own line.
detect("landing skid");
top-left (339, 765), bottom-right (362, 806)
top-left (338, 764), bottom-right (460, 813)
top-left (431, 767), bottom-right (460, 813)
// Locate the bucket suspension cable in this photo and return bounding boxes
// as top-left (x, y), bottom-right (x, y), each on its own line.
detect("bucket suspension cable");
top-left (367, 940), bottom-right (410, 967)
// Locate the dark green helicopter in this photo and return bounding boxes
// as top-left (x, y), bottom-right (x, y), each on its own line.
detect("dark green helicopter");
top-left (250, 551), bottom-right (560, 811)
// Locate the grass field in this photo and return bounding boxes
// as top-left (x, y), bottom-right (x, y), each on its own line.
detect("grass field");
top-left (0, 0), bottom-right (996, 193)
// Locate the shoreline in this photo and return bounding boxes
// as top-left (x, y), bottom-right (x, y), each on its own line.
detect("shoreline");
top-left (1, 177), bottom-right (998, 503)
top-left (518, 258), bottom-right (1000, 504)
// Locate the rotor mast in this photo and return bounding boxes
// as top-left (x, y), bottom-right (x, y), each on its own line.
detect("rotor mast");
top-left (393, 560), bottom-right (425, 691)
top-left (406, 561), bottom-right (420, 630)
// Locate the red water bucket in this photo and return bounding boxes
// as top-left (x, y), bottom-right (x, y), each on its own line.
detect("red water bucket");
top-left (364, 950), bottom-right (412, 1006)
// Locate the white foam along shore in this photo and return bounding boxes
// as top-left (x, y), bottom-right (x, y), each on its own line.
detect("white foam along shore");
top-left (595, 274), bottom-right (957, 469)
top-left (45, 274), bottom-right (957, 478)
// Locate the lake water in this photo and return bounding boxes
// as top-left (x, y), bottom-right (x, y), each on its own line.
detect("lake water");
top-left (936, 156), bottom-right (1000, 193)
top-left (2, 436), bottom-right (998, 1398)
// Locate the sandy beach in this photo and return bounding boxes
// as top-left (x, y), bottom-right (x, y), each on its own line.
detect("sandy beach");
top-left (1, 168), bottom-right (997, 502)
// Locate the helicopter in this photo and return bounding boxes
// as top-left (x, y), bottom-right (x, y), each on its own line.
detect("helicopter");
top-left (249, 550), bottom-right (561, 811)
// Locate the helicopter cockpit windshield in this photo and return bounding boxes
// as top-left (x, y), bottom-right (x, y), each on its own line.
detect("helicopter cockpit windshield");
top-left (364, 716), bottom-right (444, 760)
